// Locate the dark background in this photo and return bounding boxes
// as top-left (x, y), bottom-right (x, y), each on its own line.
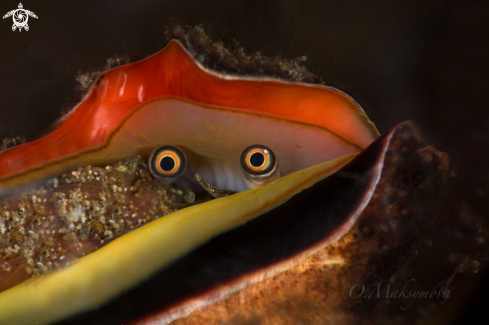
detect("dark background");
top-left (0, 0), bottom-right (487, 323)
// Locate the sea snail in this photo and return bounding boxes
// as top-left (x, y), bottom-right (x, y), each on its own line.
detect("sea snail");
top-left (0, 38), bottom-right (382, 325)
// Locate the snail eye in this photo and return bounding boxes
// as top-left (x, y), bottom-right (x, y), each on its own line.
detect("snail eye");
top-left (148, 145), bottom-right (187, 182)
top-left (240, 145), bottom-right (280, 189)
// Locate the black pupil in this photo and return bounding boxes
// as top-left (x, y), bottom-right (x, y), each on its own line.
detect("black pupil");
top-left (160, 156), bottom-right (175, 172)
top-left (250, 152), bottom-right (265, 167)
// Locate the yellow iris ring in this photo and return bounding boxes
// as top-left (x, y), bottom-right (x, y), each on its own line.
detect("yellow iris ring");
top-left (155, 151), bottom-right (179, 175)
top-left (246, 149), bottom-right (269, 171)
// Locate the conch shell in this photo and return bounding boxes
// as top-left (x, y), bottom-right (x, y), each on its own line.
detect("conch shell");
top-left (0, 31), bottom-right (466, 325)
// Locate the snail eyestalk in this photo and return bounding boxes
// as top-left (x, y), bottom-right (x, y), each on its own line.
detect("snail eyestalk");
top-left (240, 145), bottom-right (280, 189)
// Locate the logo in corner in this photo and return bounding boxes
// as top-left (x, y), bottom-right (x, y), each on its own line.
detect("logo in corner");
top-left (3, 3), bottom-right (38, 32)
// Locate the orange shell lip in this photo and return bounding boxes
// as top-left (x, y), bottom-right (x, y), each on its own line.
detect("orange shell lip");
top-left (0, 39), bottom-right (378, 191)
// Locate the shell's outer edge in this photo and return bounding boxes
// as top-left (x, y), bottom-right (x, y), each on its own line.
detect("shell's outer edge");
top-left (164, 25), bottom-right (322, 84)
top-left (185, 49), bottom-right (379, 137)
top-left (0, 39), bottom-right (378, 192)
top-left (0, 153), bottom-right (356, 325)
top-left (152, 39), bottom-right (380, 140)
top-left (133, 119), bottom-right (393, 325)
